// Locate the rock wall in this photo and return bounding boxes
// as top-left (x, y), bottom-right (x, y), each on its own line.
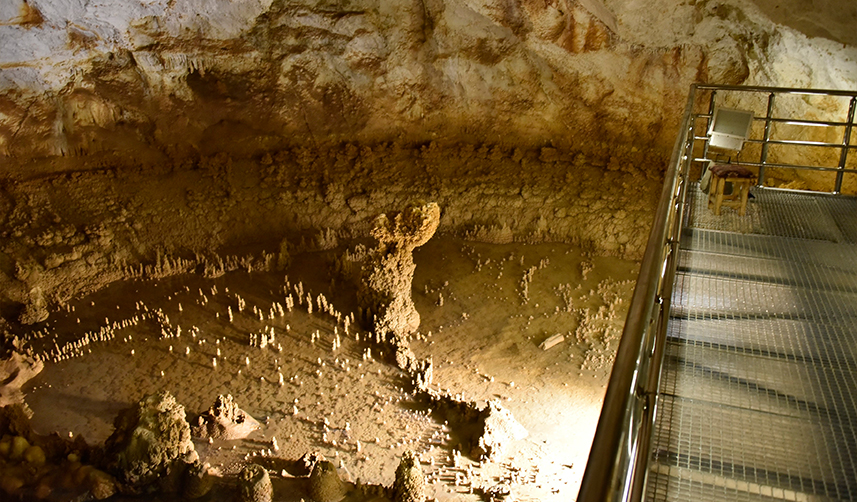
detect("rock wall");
top-left (0, 0), bottom-right (855, 321)
top-left (1, 0), bottom-right (854, 161)
top-left (0, 143), bottom-right (661, 322)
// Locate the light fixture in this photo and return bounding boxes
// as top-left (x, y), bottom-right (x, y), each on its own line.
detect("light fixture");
top-left (708, 107), bottom-right (754, 152)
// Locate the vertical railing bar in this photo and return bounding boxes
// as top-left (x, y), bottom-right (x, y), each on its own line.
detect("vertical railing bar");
top-left (834, 97), bottom-right (856, 194)
top-left (759, 92), bottom-right (776, 187)
top-left (702, 90), bottom-right (717, 162)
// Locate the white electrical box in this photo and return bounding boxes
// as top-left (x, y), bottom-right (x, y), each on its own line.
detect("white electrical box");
top-left (708, 107), bottom-right (754, 152)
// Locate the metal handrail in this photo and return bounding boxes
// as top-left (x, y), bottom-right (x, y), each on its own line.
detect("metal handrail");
top-left (576, 83), bottom-right (857, 502)
top-left (694, 84), bottom-right (857, 97)
top-left (577, 83), bottom-right (697, 502)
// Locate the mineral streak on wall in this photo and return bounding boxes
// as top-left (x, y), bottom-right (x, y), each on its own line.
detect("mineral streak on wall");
top-left (0, 0), bottom-right (855, 161)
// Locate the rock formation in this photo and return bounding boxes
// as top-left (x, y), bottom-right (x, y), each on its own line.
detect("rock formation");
top-left (296, 450), bottom-right (326, 476)
top-left (393, 450), bottom-right (426, 502)
top-left (0, 351), bottom-right (43, 408)
top-left (362, 201), bottom-right (440, 341)
top-left (430, 391), bottom-right (528, 461)
top-left (238, 464), bottom-right (273, 502)
top-left (475, 400), bottom-right (528, 460)
top-left (308, 460), bottom-right (347, 502)
top-left (191, 394), bottom-right (260, 440)
top-left (102, 391), bottom-right (197, 491)
top-left (181, 460), bottom-right (216, 499)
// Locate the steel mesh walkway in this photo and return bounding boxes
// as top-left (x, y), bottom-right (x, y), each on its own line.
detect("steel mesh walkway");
top-left (645, 186), bottom-right (857, 502)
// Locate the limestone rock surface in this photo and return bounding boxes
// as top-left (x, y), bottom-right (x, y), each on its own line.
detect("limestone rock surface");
top-left (0, 0), bottom-right (853, 163)
top-left (102, 391), bottom-right (197, 491)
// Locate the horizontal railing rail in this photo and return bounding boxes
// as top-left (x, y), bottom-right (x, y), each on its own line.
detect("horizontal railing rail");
top-left (694, 85), bottom-right (857, 193)
top-left (577, 83), bottom-right (856, 502)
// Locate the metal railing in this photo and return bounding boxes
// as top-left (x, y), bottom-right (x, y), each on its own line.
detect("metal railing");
top-left (694, 85), bottom-right (857, 194)
top-left (576, 83), bottom-right (857, 502)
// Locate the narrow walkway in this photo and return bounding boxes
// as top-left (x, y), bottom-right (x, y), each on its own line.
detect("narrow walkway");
top-left (646, 186), bottom-right (857, 501)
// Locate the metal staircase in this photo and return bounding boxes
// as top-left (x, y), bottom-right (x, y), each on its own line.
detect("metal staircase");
top-left (647, 188), bottom-right (857, 501)
top-left (578, 85), bottom-right (857, 502)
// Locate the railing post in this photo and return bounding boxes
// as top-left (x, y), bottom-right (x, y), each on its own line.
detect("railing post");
top-left (701, 90), bottom-right (717, 162)
top-left (834, 96), bottom-right (856, 194)
top-left (759, 92), bottom-right (776, 187)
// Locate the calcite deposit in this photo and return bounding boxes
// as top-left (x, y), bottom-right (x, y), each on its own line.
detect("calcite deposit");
top-left (102, 391), bottom-right (197, 491)
top-left (192, 394), bottom-right (260, 441)
top-left (362, 201), bottom-right (440, 340)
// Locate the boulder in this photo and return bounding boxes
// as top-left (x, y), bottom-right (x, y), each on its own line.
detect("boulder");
top-left (102, 391), bottom-right (197, 491)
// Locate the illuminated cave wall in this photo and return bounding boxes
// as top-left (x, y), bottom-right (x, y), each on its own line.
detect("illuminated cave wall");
top-left (0, 0), bottom-right (856, 321)
top-left (1, 0), bottom-right (853, 159)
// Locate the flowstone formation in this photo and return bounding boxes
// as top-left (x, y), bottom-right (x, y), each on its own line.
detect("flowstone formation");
top-left (192, 394), bottom-right (260, 441)
top-left (102, 391), bottom-right (197, 491)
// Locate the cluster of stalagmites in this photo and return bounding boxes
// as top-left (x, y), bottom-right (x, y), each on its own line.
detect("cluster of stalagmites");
top-left (0, 380), bottom-right (431, 502)
top-left (0, 198), bottom-right (536, 500)
top-left (0, 390), bottom-right (229, 500)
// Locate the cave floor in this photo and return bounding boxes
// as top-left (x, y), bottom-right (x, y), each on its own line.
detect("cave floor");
top-left (20, 236), bottom-right (638, 501)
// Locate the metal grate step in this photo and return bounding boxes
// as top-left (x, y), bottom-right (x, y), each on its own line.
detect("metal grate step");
top-left (648, 395), bottom-right (857, 501)
top-left (646, 187), bottom-right (857, 502)
top-left (670, 270), bottom-right (857, 320)
top-left (660, 340), bottom-right (857, 421)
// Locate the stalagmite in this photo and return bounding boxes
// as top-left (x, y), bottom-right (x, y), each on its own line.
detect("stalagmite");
top-left (237, 464), bottom-right (273, 502)
top-left (309, 461), bottom-right (346, 502)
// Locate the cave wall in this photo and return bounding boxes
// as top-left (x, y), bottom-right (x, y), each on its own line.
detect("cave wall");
top-left (0, 0), bottom-right (856, 324)
top-left (1, 0), bottom-right (853, 161)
